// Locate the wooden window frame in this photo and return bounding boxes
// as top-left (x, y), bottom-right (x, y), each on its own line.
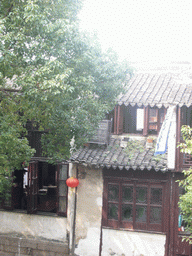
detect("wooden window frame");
top-left (144, 106), bottom-right (167, 135)
top-left (56, 163), bottom-right (68, 217)
top-left (103, 177), bottom-right (165, 232)
top-left (27, 161), bottom-right (38, 214)
top-left (114, 105), bottom-right (166, 136)
top-left (1, 161), bottom-right (68, 217)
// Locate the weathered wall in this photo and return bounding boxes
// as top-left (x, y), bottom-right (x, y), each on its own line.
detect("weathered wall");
top-left (101, 229), bottom-right (166, 256)
top-left (0, 211), bottom-right (67, 241)
top-left (73, 165), bottom-right (167, 256)
top-left (0, 233), bottom-right (69, 256)
top-left (67, 163), bottom-right (78, 254)
top-left (168, 106), bottom-right (176, 169)
top-left (74, 165), bottom-right (103, 256)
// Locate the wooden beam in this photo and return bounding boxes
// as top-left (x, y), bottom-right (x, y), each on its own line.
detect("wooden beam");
top-left (168, 173), bottom-right (176, 256)
top-left (176, 107), bottom-right (181, 172)
top-left (117, 105), bottom-right (120, 135)
top-left (113, 106), bottom-right (117, 134)
top-left (143, 106), bottom-right (149, 136)
top-left (117, 105), bottom-right (124, 135)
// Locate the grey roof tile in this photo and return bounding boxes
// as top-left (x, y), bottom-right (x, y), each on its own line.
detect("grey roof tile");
top-left (118, 73), bottom-right (192, 107)
top-left (71, 138), bottom-right (168, 172)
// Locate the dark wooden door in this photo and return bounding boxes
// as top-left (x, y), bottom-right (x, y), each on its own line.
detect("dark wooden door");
top-left (27, 161), bottom-right (38, 214)
top-left (56, 164), bottom-right (68, 216)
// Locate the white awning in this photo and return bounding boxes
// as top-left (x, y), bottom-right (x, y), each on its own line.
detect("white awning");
top-left (154, 106), bottom-right (176, 155)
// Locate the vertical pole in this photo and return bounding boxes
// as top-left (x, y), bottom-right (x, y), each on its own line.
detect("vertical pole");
top-left (68, 164), bottom-right (77, 256)
top-left (117, 105), bottom-right (120, 135)
top-left (143, 106), bottom-right (149, 136)
top-left (114, 106), bottom-right (117, 135)
top-left (169, 173), bottom-right (176, 256)
top-left (117, 105), bottom-right (124, 135)
top-left (71, 187), bottom-right (77, 255)
top-left (176, 107), bottom-right (181, 172)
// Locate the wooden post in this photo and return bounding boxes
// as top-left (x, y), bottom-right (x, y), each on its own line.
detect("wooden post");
top-left (143, 106), bottom-right (149, 136)
top-left (169, 172), bottom-right (176, 256)
top-left (176, 107), bottom-right (181, 172)
top-left (114, 106), bottom-right (117, 135)
top-left (117, 106), bottom-right (120, 135)
top-left (117, 105), bottom-right (124, 134)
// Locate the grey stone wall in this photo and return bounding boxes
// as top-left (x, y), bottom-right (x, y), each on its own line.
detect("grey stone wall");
top-left (0, 234), bottom-right (69, 256)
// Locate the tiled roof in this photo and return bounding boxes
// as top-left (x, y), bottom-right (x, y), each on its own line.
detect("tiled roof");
top-left (71, 137), bottom-right (168, 172)
top-left (118, 73), bottom-right (192, 108)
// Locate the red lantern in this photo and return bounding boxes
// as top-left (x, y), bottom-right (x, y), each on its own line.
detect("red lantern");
top-left (66, 177), bottom-right (79, 188)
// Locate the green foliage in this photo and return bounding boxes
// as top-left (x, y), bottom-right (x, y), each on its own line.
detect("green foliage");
top-left (152, 154), bottom-right (164, 163)
top-left (0, 0), bottom-right (131, 196)
top-left (178, 125), bottom-right (192, 154)
top-left (178, 125), bottom-right (192, 242)
top-left (123, 139), bottom-right (145, 162)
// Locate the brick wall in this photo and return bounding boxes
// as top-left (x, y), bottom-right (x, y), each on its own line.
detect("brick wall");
top-left (0, 234), bottom-right (69, 256)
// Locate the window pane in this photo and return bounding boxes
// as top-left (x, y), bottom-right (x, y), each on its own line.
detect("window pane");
top-left (32, 166), bottom-right (35, 177)
top-left (59, 197), bottom-right (66, 212)
top-left (60, 165), bottom-right (68, 180)
top-left (150, 188), bottom-right (162, 205)
top-left (122, 186), bottom-right (133, 202)
top-left (32, 179), bottom-right (38, 194)
top-left (59, 181), bottom-right (67, 196)
top-left (108, 203), bottom-right (118, 220)
top-left (149, 109), bottom-right (157, 120)
top-left (122, 204), bottom-right (133, 221)
top-left (136, 187), bottom-right (147, 203)
top-left (136, 108), bottom-right (144, 131)
top-left (136, 206), bottom-right (147, 222)
top-left (108, 184), bottom-right (119, 201)
top-left (150, 207), bottom-right (162, 224)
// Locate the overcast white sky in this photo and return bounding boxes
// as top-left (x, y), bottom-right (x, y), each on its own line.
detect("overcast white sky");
top-left (79, 0), bottom-right (192, 64)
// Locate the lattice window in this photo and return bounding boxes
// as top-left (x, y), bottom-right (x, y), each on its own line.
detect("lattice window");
top-left (108, 184), bottom-right (119, 220)
top-left (150, 207), bottom-right (162, 224)
top-left (183, 153), bottom-right (192, 168)
top-left (108, 203), bottom-right (118, 220)
top-left (150, 188), bottom-right (162, 205)
top-left (104, 180), bottom-right (164, 232)
top-left (150, 188), bottom-right (162, 224)
top-left (122, 185), bottom-right (133, 221)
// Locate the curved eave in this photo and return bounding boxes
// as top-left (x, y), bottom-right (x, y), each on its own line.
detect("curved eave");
top-left (118, 102), bottom-right (192, 108)
top-left (71, 159), bottom-right (168, 172)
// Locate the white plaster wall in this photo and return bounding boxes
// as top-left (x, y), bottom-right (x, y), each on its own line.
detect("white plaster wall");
top-left (67, 162), bottom-right (75, 234)
top-left (102, 229), bottom-right (166, 256)
top-left (74, 166), bottom-right (103, 256)
top-left (0, 211), bottom-right (67, 241)
top-left (168, 106), bottom-right (176, 169)
top-left (67, 163), bottom-right (78, 251)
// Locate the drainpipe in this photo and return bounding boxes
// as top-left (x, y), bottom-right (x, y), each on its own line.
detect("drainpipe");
top-left (71, 187), bottom-right (77, 256)
top-left (68, 164), bottom-right (78, 256)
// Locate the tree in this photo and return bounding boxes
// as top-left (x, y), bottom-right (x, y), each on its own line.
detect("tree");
top-left (0, 0), bottom-right (131, 197)
top-left (178, 125), bottom-right (192, 242)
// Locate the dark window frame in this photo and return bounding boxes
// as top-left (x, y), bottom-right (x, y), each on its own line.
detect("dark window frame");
top-left (113, 105), bottom-right (167, 136)
top-left (1, 161), bottom-right (68, 217)
top-left (103, 177), bottom-right (165, 232)
top-left (146, 106), bottom-right (167, 135)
